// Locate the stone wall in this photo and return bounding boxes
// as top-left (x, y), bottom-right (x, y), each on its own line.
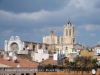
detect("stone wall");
top-left (37, 71), bottom-right (99, 75)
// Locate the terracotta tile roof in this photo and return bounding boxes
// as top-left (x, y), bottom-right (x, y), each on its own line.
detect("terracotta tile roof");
top-left (0, 57), bottom-right (39, 68)
top-left (17, 54), bottom-right (31, 61)
top-left (41, 57), bottom-right (57, 65)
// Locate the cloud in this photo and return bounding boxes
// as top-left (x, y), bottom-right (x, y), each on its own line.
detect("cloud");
top-left (75, 30), bottom-right (81, 37)
top-left (96, 41), bottom-right (100, 45)
top-left (0, 0), bottom-right (99, 23)
top-left (78, 24), bottom-right (100, 31)
top-left (1, 30), bottom-right (12, 36)
top-left (0, 9), bottom-right (51, 21)
top-left (0, 0), bottom-right (100, 48)
top-left (0, 0), bottom-right (67, 13)
top-left (90, 33), bottom-right (96, 37)
top-left (33, 26), bottom-right (63, 36)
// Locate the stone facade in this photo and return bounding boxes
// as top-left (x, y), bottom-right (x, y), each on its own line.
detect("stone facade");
top-left (4, 21), bottom-right (77, 57)
top-left (4, 36), bottom-right (49, 54)
top-left (43, 21), bottom-right (76, 52)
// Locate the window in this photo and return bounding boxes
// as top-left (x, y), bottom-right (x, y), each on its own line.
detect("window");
top-left (42, 58), bottom-right (44, 61)
top-left (66, 29), bottom-right (68, 36)
top-left (69, 29), bottom-right (71, 36)
top-left (66, 47), bottom-right (68, 50)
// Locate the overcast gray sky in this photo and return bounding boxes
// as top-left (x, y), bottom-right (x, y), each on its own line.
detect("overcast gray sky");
top-left (0, 0), bottom-right (100, 48)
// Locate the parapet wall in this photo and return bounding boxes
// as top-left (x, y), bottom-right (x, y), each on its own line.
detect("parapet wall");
top-left (37, 71), bottom-right (99, 75)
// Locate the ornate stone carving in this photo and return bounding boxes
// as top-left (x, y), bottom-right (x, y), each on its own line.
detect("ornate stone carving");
top-left (11, 43), bottom-right (19, 51)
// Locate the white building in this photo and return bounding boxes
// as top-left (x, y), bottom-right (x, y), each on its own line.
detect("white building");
top-left (5, 36), bottom-right (28, 54)
top-left (31, 49), bottom-right (49, 62)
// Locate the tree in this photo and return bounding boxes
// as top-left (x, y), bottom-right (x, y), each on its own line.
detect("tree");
top-left (74, 56), bottom-right (95, 71)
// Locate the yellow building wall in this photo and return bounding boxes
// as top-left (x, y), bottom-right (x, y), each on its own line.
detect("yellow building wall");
top-left (80, 50), bottom-right (93, 57)
top-left (67, 48), bottom-right (72, 53)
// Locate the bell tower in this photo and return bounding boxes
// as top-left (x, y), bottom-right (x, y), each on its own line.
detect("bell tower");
top-left (63, 21), bottom-right (75, 44)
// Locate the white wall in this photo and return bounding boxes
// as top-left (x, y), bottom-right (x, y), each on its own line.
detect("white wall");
top-left (53, 50), bottom-right (66, 61)
top-left (38, 49), bottom-right (49, 54)
top-left (53, 54), bottom-right (57, 60)
top-left (38, 49), bottom-right (44, 53)
top-left (4, 36), bottom-right (25, 54)
top-left (34, 53), bottom-right (49, 62)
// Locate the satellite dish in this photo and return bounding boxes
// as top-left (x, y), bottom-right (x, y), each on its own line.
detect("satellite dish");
top-left (13, 56), bottom-right (17, 60)
top-left (92, 69), bottom-right (96, 74)
top-left (9, 52), bottom-right (13, 57)
top-left (6, 57), bottom-right (10, 61)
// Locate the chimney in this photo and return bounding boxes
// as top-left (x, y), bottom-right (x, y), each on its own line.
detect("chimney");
top-left (3, 51), bottom-right (8, 60)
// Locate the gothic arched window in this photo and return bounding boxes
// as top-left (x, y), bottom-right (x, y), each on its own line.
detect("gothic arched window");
top-left (66, 29), bottom-right (68, 36)
top-left (69, 29), bottom-right (71, 36)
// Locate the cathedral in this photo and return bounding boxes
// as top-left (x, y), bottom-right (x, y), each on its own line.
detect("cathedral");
top-left (43, 21), bottom-right (76, 52)
top-left (4, 21), bottom-right (76, 54)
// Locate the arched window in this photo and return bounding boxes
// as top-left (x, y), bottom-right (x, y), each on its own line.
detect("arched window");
top-left (69, 29), bottom-right (71, 36)
top-left (66, 29), bottom-right (68, 36)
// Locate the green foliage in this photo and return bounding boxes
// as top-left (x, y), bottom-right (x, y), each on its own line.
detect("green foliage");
top-left (69, 61), bottom-right (77, 67)
top-left (91, 58), bottom-right (98, 67)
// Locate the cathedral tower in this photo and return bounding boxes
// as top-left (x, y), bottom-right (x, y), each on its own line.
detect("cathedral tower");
top-left (62, 21), bottom-right (75, 44)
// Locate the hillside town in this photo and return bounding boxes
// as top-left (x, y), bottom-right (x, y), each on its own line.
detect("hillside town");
top-left (0, 21), bottom-right (100, 75)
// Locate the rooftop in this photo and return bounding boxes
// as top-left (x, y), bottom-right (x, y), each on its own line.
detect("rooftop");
top-left (0, 57), bottom-right (38, 67)
top-left (40, 57), bottom-right (57, 65)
